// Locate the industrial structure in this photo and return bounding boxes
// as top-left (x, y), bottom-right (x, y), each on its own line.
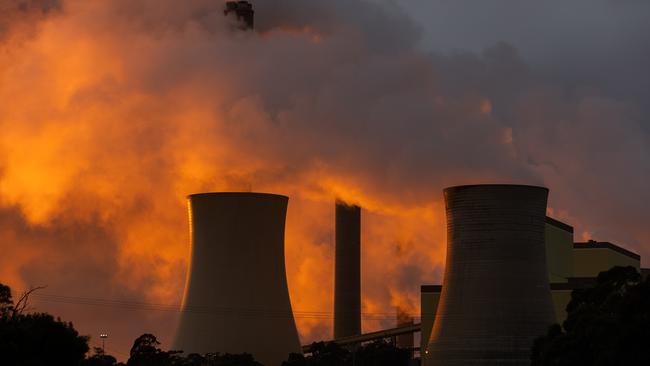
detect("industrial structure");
top-left (173, 192), bottom-right (300, 366)
top-left (304, 187), bottom-right (646, 364)
top-left (395, 308), bottom-right (415, 351)
top-left (174, 1), bottom-right (647, 362)
top-left (425, 184), bottom-right (555, 365)
top-left (334, 201), bottom-right (362, 339)
top-left (421, 213), bottom-right (645, 365)
top-left (171, 187), bottom-right (646, 365)
top-left (224, 1), bottom-right (255, 30)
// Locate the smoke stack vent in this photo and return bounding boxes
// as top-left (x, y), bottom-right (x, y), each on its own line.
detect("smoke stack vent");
top-left (334, 200), bottom-right (361, 339)
top-left (173, 192), bottom-right (300, 366)
top-left (426, 185), bottom-right (555, 365)
top-left (224, 1), bottom-right (254, 30)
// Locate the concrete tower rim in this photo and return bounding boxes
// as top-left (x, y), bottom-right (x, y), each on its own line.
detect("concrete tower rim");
top-left (444, 183), bottom-right (549, 193)
top-left (187, 191), bottom-right (288, 200)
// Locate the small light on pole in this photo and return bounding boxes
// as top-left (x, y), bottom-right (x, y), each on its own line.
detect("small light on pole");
top-left (100, 333), bottom-right (108, 354)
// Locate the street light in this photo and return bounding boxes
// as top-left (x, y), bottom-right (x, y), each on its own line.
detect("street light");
top-left (99, 333), bottom-right (108, 354)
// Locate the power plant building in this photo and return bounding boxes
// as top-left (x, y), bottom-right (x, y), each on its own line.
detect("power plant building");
top-left (173, 192), bottom-right (300, 366)
top-left (544, 217), bottom-right (575, 282)
top-left (287, 185), bottom-right (645, 364)
top-left (421, 205), bottom-right (644, 364)
top-left (573, 240), bottom-right (640, 277)
top-left (169, 187), bottom-right (644, 365)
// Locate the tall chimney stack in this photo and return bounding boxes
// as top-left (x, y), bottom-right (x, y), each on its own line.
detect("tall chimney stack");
top-left (334, 200), bottom-right (361, 339)
top-left (224, 1), bottom-right (254, 30)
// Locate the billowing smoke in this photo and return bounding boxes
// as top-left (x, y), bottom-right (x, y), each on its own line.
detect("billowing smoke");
top-left (0, 0), bottom-right (648, 358)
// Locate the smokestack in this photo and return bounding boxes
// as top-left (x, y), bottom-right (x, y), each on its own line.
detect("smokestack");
top-left (426, 185), bottom-right (555, 365)
top-left (224, 1), bottom-right (254, 30)
top-left (173, 192), bottom-right (300, 366)
top-left (334, 200), bottom-right (361, 339)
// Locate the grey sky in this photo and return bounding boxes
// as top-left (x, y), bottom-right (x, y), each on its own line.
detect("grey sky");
top-left (399, 0), bottom-right (650, 106)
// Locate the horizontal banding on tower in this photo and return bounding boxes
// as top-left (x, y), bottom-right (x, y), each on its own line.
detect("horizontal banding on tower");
top-left (427, 184), bottom-right (555, 365)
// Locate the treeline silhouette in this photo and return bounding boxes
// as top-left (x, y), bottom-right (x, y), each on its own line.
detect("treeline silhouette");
top-left (283, 341), bottom-right (410, 366)
top-left (531, 266), bottom-right (650, 365)
top-left (0, 282), bottom-right (410, 366)
top-left (1, 283), bottom-right (266, 365)
top-left (4, 266), bottom-right (647, 366)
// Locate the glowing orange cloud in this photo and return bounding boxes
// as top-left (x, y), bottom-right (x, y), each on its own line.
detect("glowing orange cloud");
top-left (0, 1), bottom-right (448, 346)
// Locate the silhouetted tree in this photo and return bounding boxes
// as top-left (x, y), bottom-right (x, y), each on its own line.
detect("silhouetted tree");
top-left (355, 340), bottom-right (410, 366)
top-left (282, 353), bottom-right (309, 366)
top-left (0, 282), bottom-right (89, 366)
top-left (283, 340), bottom-right (410, 366)
top-left (181, 353), bottom-right (206, 366)
top-left (205, 352), bottom-right (263, 366)
top-left (81, 347), bottom-right (120, 366)
top-left (124, 334), bottom-right (270, 366)
top-left (0, 283), bottom-right (13, 318)
top-left (531, 266), bottom-right (650, 365)
top-left (283, 342), bottom-right (350, 366)
top-left (127, 333), bottom-right (175, 366)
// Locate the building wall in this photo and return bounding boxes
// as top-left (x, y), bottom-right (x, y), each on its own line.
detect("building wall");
top-left (545, 222), bottom-right (574, 283)
top-left (550, 290), bottom-right (572, 324)
top-left (573, 247), bottom-right (640, 278)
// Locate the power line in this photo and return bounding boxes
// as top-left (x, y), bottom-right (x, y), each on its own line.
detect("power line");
top-left (27, 292), bottom-right (420, 320)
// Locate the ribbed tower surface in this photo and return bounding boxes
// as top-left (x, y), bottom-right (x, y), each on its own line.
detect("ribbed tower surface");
top-left (427, 184), bottom-right (555, 365)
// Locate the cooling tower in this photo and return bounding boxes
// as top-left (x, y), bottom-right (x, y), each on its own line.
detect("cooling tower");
top-left (173, 192), bottom-right (300, 366)
top-left (426, 185), bottom-right (555, 365)
top-left (334, 201), bottom-right (361, 339)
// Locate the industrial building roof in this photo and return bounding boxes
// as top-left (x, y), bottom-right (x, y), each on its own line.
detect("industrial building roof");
top-left (545, 216), bottom-right (574, 233)
top-left (574, 241), bottom-right (640, 260)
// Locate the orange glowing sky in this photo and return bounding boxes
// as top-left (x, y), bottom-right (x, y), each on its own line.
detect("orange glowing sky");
top-left (1, 0), bottom-right (648, 359)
